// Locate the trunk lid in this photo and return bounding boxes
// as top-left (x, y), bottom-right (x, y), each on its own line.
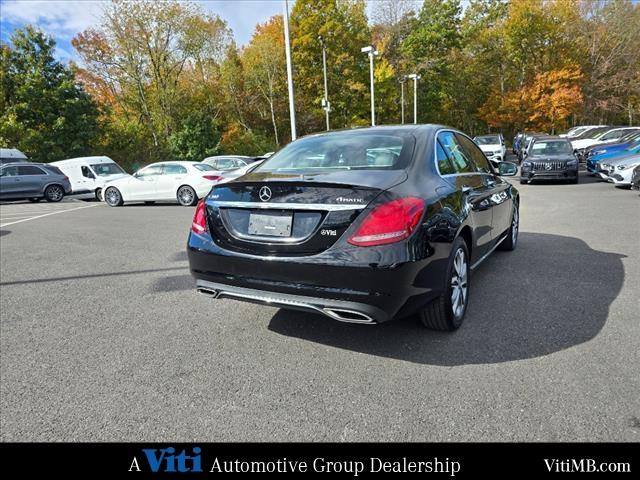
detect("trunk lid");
top-left (205, 170), bottom-right (407, 255)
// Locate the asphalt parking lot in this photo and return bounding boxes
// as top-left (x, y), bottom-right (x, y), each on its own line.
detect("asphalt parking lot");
top-left (1, 170), bottom-right (638, 442)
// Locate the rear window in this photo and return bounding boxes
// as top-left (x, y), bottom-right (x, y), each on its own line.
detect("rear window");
top-left (193, 163), bottom-right (215, 171)
top-left (255, 132), bottom-right (415, 173)
top-left (531, 141), bottom-right (573, 155)
top-left (42, 165), bottom-right (64, 175)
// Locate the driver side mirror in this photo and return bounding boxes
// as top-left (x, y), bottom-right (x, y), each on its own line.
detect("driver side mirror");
top-left (498, 162), bottom-right (518, 176)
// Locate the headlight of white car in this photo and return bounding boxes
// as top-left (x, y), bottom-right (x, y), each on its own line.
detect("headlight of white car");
top-left (617, 162), bottom-right (639, 170)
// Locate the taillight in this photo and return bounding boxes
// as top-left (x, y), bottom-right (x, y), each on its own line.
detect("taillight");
top-left (203, 175), bottom-right (222, 181)
top-left (191, 199), bottom-right (207, 234)
top-left (348, 197), bottom-right (425, 247)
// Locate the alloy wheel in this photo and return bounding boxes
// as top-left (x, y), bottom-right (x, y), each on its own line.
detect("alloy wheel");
top-left (450, 248), bottom-right (468, 319)
top-left (178, 186), bottom-right (195, 206)
top-left (46, 185), bottom-right (63, 201)
top-left (105, 188), bottom-right (120, 206)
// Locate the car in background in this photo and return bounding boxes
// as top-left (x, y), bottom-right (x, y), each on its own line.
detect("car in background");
top-left (473, 134), bottom-right (506, 167)
top-left (572, 127), bottom-right (640, 160)
top-left (520, 136), bottom-right (578, 184)
top-left (512, 133), bottom-right (523, 154)
top-left (102, 161), bottom-right (219, 207)
top-left (216, 159), bottom-right (265, 185)
top-left (518, 133), bottom-right (546, 162)
top-left (595, 155), bottom-right (640, 187)
top-left (189, 125), bottom-right (520, 331)
top-left (202, 156), bottom-right (263, 171)
top-left (51, 156), bottom-right (129, 200)
top-left (0, 162), bottom-right (71, 202)
top-left (0, 148), bottom-right (29, 165)
top-left (559, 125), bottom-right (607, 138)
top-left (586, 139), bottom-right (640, 174)
top-left (631, 165), bottom-right (640, 191)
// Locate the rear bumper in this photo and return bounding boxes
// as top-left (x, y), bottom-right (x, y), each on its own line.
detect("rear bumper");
top-left (188, 232), bottom-right (449, 323)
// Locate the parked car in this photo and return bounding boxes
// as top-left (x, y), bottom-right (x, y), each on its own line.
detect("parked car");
top-left (0, 148), bottom-right (29, 165)
top-left (0, 162), bottom-right (71, 202)
top-left (202, 156), bottom-right (263, 170)
top-left (518, 133), bottom-right (546, 162)
top-left (51, 156), bottom-right (128, 200)
top-left (473, 134), bottom-right (506, 167)
top-left (216, 159), bottom-right (265, 185)
top-left (586, 139), bottom-right (640, 174)
top-left (512, 133), bottom-right (523, 154)
top-left (102, 161), bottom-right (219, 207)
top-left (572, 127), bottom-right (640, 160)
top-left (631, 165), bottom-right (640, 191)
top-left (188, 125), bottom-right (520, 331)
top-left (520, 136), bottom-right (579, 184)
top-left (559, 125), bottom-right (606, 138)
top-left (595, 154), bottom-right (640, 186)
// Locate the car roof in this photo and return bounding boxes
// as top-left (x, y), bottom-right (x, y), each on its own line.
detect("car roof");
top-left (52, 156), bottom-right (115, 165)
top-left (144, 161), bottom-right (200, 167)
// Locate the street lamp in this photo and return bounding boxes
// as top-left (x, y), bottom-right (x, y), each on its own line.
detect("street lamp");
top-left (318, 35), bottom-right (330, 131)
top-left (361, 45), bottom-right (378, 126)
top-left (283, 0), bottom-right (296, 140)
top-left (408, 73), bottom-right (421, 124)
top-left (399, 75), bottom-right (408, 124)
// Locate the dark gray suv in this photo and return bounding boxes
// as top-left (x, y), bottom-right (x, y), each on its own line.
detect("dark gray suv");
top-left (0, 163), bottom-right (72, 202)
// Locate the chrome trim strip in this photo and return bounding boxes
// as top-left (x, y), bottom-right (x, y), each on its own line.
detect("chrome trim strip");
top-left (470, 234), bottom-right (507, 270)
top-left (210, 201), bottom-right (367, 211)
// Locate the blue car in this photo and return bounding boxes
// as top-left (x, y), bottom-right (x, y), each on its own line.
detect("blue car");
top-left (587, 140), bottom-right (640, 173)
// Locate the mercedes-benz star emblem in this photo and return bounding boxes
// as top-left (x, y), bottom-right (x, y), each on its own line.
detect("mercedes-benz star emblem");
top-left (545, 163), bottom-right (552, 171)
top-left (259, 186), bottom-right (272, 202)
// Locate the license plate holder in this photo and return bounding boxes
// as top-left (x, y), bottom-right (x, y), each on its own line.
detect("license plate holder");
top-left (248, 212), bottom-right (293, 237)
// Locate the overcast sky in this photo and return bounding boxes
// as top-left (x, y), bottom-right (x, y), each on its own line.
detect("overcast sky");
top-left (0, 0), bottom-right (299, 61)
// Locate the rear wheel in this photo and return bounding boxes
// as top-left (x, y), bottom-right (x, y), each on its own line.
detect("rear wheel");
top-left (44, 185), bottom-right (64, 202)
top-left (95, 188), bottom-right (102, 201)
top-left (419, 236), bottom-right (469, 331)
top-left (104, 187), bottom-right (123, 207)
top-left (498, 204), bottom-right (519, 251)
top-left (177, 185), bottom-right (197, 206)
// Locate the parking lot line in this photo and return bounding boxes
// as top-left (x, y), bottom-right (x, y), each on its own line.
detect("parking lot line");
top-left (0, 203), bottom-right (100, 227)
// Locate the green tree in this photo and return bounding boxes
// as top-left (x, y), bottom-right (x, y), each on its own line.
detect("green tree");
top-left (0, 26), bottom-right (99, 162)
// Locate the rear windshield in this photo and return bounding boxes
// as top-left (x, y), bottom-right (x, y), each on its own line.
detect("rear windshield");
top-left (475, 136), bottom-right (500, 145)
top-left (255, 132), bottom-right (415, 173)
top-left (531, 141), bottom-right (573, 155)
top-left (91, 163), bottom-right (125, 176)
top-left (193, 163), bottom-right (215, 171)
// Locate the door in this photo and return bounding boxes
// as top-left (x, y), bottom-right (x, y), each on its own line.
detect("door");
top-left (438, 131), bottom-right (494, 259)
top-left (0, 165), bottom-right (21, 198)
top-left (455, 133), bottom-right (513, 241)
top-left (129, 164), bottom-right (163, 200)
top-left (77, 165), bottom-right (97, 193)
top-left (17, 165), bottom-right (48, 197)
top-left (155, 163), bottom-right (188, 200)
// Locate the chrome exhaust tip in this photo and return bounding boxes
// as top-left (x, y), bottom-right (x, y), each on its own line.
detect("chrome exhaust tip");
top-left (322, 308), bottom-right (375, 324)
top-left (197, 287), bottom-right (220, 298)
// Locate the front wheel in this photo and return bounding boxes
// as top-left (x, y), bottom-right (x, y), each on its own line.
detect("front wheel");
top-left (419, 236), bottom-right (470, 331)
top-left (104, 187), bottom-right (123, 207)
top-left (177, 185), bottom-right (197, 206)
top-left (498, 204), bottom-right (519, 251)
top-left (44, 185), bottom-right (64, 202)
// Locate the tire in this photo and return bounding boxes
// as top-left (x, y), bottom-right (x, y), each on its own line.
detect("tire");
top-left (28, 198), bottom-right (41, 203)
top-left (104, 187), bottom-right (123, 207)
top-left (144, 201), bottom-right (155, 205)
top-left (498, 203), bottom-right (519, 251)
top-left (95, 188), bottom-right (103, 201)
top-left (44, 184), bottom-right (64, 202)
top-left (177, 185), bottom-right (197, 206)
top-left (419, 236), bottom-right (470, 331)
top-left (571, 175), bottom-right (579, 184)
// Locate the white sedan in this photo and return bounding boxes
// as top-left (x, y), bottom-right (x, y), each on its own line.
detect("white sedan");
top-left (103, 161), bottom-right (219, 207)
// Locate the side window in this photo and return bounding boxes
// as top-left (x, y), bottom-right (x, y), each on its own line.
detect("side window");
top-left (455, 133), bottom-right (492, 173)
top-left (163, 164), bottom-right (188, 175)
top-left (1, 166), bottom-right (19, 177)
top-left (81, 166), bottom-right (95, 178)
top-left (18, 165), bottom-right (46, 175)
top-left (217, 159), bottom-right (235, 170)
top-left (438, 131), bottom-right (475, 173)
top-left (435, 139), bottom-right (455, 175)
top-left (137, 165), bottom-right (163, 177)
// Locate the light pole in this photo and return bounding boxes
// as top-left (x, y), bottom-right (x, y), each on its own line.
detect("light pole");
top-left (361, 45), bottom-right (378, 126)
top-left (318, 35), bottom-right (330, 131)
top-left (408, 73), bottom-right (421, 124)
top-left (399, 76), bottom-right (407, 124)
top-left (283, 0), bottom-right (296, 140)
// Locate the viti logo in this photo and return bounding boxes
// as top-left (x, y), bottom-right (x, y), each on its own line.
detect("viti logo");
top-left (129, 446), bottom-right (203, 473)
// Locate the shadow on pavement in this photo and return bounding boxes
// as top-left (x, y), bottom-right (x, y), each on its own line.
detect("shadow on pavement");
top-left (268, 232), bottom-right (625, 365)
top-left (152, 274), bottom-right (194, 293)
top-left (0, 230), bottom-right (10, 237)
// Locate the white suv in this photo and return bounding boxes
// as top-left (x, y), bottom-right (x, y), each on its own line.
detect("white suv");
top-left (473, 134), bottom-right (506, 168)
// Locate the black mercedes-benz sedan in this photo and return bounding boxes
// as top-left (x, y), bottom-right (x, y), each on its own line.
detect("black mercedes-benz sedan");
top-left (188, 125), bottom-right (520, 330)
top-left (520, 136), bottom-right (579, 184)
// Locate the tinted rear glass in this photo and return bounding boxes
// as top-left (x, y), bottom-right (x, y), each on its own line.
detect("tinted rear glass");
top-left (255, 132), bottom-right (415, 173)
